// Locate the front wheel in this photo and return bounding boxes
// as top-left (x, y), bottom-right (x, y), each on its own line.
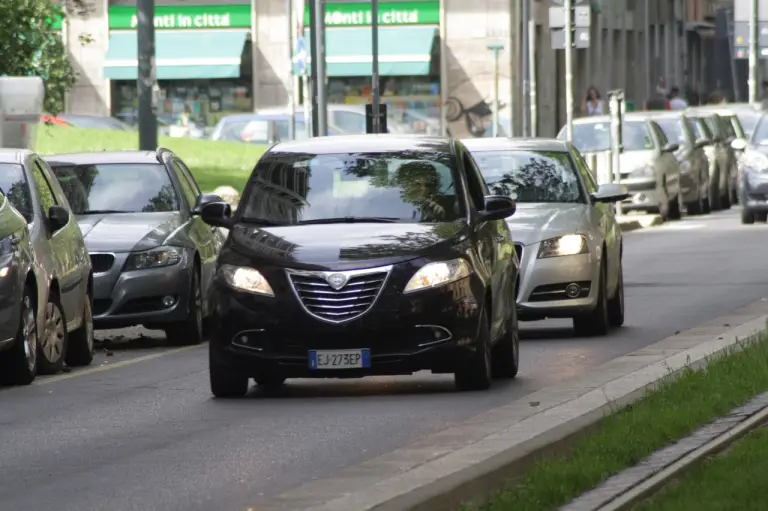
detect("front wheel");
top-left (491, 305), bottom-right (519, 379)
top-left (573, 260), bottom-right (609, 336)
top-left (37, 294), bottom-right (67, 374)
top-left (166, 269), bottom-right (204, 346)
top-left (607, 256), bottom-right (625, 327)
top-left (455, 309), bottom-right (493, 391)
top-left (667, 194), bottom-right (682, 220)
top-left (0, 287), bottom-right (37, 385)
top-left (209, 343), bottom-right (249, 398)
top-left (66, 297), bottom-right (94, 367)
top-left (741, 208), bottom-right (755, 224)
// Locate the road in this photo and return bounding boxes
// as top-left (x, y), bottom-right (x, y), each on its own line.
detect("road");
top-left (2, 209), bottom-right (767, 511)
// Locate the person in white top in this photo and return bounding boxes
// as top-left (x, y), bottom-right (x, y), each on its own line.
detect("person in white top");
top-left (668, 87), bottom-right (689, 110)
top-left (581, 86), bottom-right (605, 116)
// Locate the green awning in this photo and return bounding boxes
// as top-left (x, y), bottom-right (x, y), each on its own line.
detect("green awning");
top-left (103, 30), bottom-right (249, 80)
top-left (294, 26), bottom-right (437, 77)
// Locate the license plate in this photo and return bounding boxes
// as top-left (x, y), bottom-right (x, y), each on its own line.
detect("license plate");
top-left (308, 349), bottom-right (371, 370)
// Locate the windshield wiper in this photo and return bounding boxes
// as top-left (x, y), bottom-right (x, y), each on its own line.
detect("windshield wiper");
top-left (297, 216), bottom-right (402, 225)
top-left (81, 210), bottom-right (131, 214)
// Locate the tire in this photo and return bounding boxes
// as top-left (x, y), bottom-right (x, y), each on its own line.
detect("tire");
top-left (455, 308), bottom-right (493, 391)
top-left (0, 286), bottom-right (37, 385)
top-left (709, 182), bottom-right (721, 211)
top-left (491, 304), bottom-right (519, 379)
top-left (37, 293), bottom-right (67, 375)
top-left (686, 200), bottom-right (701, 216)
top-left (667, 195), bottom-right (682, 220)
top-left (209, 342), bottom-right (249, 398)
top-left (573, 259), bottom-right (609, 337)
top-left (741, 208), bottom-right (755, 224)
top-left (607, 256), bottom-right (625, 328)
top-left (165, 268), bottom-right (204, 346)
top-left (756, 212), bottom-right (768, 222)
top-left (66, 297), bottom-right (94, 367)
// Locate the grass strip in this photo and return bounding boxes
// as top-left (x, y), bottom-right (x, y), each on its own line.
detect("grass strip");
top-left (471, 329), bottom-right (768, 511)
top-left (34, 125), bottom-right (266, 193)
top-left (636, 427), bottom-right (768, 511)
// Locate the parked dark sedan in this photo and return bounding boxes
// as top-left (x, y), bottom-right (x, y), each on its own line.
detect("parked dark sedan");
top-left (44, 150), bottom-right (225, 345)
top-left (199, 135), bottom-right (519, 397)
top-left (0, 150), bottom-right (94, 385)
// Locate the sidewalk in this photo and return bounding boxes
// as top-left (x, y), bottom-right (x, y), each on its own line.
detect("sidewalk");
top-left (616, 213), bottom-right (663, 232)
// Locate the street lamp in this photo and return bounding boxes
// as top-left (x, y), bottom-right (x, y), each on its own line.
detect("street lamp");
top-left (486, 43), bottom-right (504, 138)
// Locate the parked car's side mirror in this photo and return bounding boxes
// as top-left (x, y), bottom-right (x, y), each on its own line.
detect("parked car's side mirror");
top-left (730, 138), bottom-right (748, 151)
top-left (662, 142), bottom-right (680, 153)
top-left (47, 205), bottom-right (70, 232)
top-left (192, 193), bottom-right (225, 215)
top-left (591, 183), bottom-right (630, 203)
top-left (694, 138), bottom-right (709, 149)
top-left (478, 195), bottom-right (516, 221)
top-left (200, 201), bottom-right (234, 229)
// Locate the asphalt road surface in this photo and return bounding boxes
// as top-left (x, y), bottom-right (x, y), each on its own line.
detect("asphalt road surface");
top-left (2, 209), bottom-right (767, 511)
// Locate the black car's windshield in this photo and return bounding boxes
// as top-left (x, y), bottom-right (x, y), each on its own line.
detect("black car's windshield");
top-left (653, 118), bottom-right (687, 145)
top-left (0, 163), bottom-right (33, 221)
top-left (50, 163), bottom-right (180, 214)
top-left (569, 121), bottom-right (654, 152)
top-left (471, 150), bottom-right (583, 203)
top-left (239, 150), bottom-right (463, 224)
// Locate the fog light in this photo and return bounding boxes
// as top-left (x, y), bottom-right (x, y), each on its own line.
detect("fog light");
top-left (161, 295), bottom-right (176, 307)
top-left (565, 283), bottom-right (581, 298)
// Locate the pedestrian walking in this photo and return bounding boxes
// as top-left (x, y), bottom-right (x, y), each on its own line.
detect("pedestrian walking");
top-left (580, 86), bottom-right (605, 116)
top-left (668, 87), bottom-right (688, 110)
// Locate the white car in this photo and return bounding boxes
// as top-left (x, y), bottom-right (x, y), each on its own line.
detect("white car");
top-left (463, 137), bottom-right (629, 336)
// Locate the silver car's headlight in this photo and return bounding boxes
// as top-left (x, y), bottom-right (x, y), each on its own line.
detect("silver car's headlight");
top-left (220, 264), bottom-right (275, 297)
top-left (404, 258), bottom-right (472, 294)
top-left (124, 246), bottom-right (182, 271)
top-left (537, 235), bottom-right (588, 259)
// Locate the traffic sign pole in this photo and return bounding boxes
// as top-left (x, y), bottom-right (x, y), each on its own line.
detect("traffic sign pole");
top-left (749, 0), bottom-right (758, 103)
top-left (564, 0), bottom-right (574, 142)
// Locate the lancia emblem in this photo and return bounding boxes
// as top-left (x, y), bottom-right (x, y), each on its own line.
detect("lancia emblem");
top-left (326, 273), bottom-right (348, 290)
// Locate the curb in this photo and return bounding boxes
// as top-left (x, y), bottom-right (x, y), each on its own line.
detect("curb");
top-left (618, 220), bottom-right (643, 232)
top-left (259, 300), bottom-right (768, 511)
top-left (618, 214), bottom-right (663, 232)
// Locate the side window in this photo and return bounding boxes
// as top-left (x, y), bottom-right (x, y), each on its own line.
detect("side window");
top-left (31, 160), bottom-right (58, 215)
top-left (461, 151), bottom-right (487, 210)
top-left (175, 159), bottom-right (201, 196)
top-left (571, 149), bottom-right (598, 195)
top-left (171, 161), bottom-right (197, 208)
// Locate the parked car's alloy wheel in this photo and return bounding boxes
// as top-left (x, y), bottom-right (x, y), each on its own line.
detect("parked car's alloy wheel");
top-left (37, 295), bottom-right (67, 374)
top-left (166, 269), bottom-right (204, 346)
top-left (455, 308), bottom-right (493, 391)
top-left (66, 298), bottom-right (94, 367)
top-left (0, 287), bottom-right (38, 385)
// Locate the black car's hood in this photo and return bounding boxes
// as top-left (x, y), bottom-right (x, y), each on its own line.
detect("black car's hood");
top-left (227, 221), bottom-right (470, 270)
top-left (77, 212), bottom-right (184, 253)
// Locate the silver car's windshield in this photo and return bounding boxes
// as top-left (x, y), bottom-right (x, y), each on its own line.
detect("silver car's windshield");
top-left (570, 121), bottom-right (654, 153)
top-left (471, 150), bottom-right (584, 204)
top-left (51, 163), bottom-right (180, 214)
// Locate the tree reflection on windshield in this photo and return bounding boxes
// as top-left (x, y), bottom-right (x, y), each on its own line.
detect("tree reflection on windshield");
top-left (471, 150), bottom-right (584, 203)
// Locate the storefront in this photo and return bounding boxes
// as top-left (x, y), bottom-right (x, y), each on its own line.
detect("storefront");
top-left (103, 3), bottom-right (254, 126)
top-left (294, 0), bottom-right (441, 117)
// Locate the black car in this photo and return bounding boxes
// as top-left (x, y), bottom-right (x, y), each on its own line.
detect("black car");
top-left (44, 150), bottom-right (225, 345)
top-left (199, 135), bottom-right (520, 397)
top-left (0, 150), bottom-right (94, 385)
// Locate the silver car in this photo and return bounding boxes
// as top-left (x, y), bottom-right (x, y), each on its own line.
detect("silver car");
top-left (561, 115), bottom-right (682, 219)
top-left (464, 138), bottom-right (628, 337)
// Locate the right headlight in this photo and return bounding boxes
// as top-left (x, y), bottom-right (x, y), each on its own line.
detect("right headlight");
top-left (537, 234), bottom-right (588, 259)
top-left (219, 264), bottom-right (275, 297)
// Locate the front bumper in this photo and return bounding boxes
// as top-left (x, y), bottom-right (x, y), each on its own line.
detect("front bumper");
top-left (208, 273), bottom-right (485, 378)
top-left (90, 251), bottom-right (193, 329)
top-left (515, 243), bottom-right (599, 320)
top-left (617, 176), bottom-right (662, 212)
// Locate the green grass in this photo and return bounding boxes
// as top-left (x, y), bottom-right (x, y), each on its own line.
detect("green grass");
top-left (636, 427), bottom-right (768, 511)
top-left (33, 125), bottom-right (267, 193)
top-left (472, 330), bottom-right (768, 511)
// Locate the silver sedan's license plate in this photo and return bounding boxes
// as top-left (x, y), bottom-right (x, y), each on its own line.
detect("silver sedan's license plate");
top-left (308, 349), bottom-right (371, 370)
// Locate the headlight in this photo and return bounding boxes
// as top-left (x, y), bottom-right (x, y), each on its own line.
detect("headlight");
top-left (124, 246), bottom-right (182, 271)
top-left (404, 258), bottom-right (472, 294)
top-left (537, 234), bottom-right (588, 259)
top-left (220, 264), bottom-right (274, 297)
top-left (629, 165), bottom-right (654, 178)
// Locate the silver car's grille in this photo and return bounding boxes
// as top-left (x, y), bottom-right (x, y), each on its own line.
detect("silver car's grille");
top-left (90, 253), bottom-right (115, 274)
top-left (287, 266), bottom-right (391, 323)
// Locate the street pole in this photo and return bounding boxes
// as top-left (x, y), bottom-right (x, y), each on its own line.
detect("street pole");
top-left (308, 0), bottom-right (319, 136)
top-left (487, 44), bottom-right (503, 138)
top-left (749, 0), bottom-right (758, 104)
top-left (564, 0), bottom-right (574, 142)
top-left (644, 0), bottom-right (651, 106)
top-left (371, 0), bottom-right (380, 133)
top-left (521, 0), bottom-right (530, 137)
top-left (528, 18), bottom-right (537, 136)
top-left (137, 0), bottom-right (157, 151)
top-left (251, 0), bottom-right (259, 113)
top-left (609, 90), bottom-right (624, 215)
top-left (314, 0), bottom-right (328, 135)
top-left (287, 0), bottom-right (296, 140)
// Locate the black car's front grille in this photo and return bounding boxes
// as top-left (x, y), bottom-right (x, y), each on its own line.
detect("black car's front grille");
top-left (514, 243), bottom-right (523, 262)
top-left (288, 269), bottom-right (389, 322)
top-left (90, 253), bottom-right (115, 274)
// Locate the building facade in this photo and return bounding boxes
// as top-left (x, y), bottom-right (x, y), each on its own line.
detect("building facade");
top-left (61, 0), bottom-right (727, 137)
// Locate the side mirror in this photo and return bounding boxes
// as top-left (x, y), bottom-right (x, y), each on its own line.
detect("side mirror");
top-left (662, 142), bottom-right (680, 153)
top-left (591, 183), bottom-right (630, 203)
top-left (731, 138), bottom-right (748, 151)
top-left (478, 195), bottom-right (516, 221)
top-left (48, 205), bottom-right (70, 232)
top-left (694, 138), bottom-right (709, 149)
top-left (200, 201), bottom-right (234, 229)
top-left (192, 193), bottom-right (224, 215)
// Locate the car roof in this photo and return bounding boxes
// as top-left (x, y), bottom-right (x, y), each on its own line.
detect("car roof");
top-left (0, 149), bottom-right (31, 164)
top-left (43, 151), bottom-right (161, 165)
top-left (571, 114), bottom-right (648, 124)
top-left (462, 137), bottom-right (569, 152)
top-left (268, 134), bottom-right (452, 155)
top-left (631, 110), bottom-right (687, 120)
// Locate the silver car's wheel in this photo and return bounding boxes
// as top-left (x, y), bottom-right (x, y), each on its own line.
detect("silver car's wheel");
top-left (37, 297), bottom-right (67, 374)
